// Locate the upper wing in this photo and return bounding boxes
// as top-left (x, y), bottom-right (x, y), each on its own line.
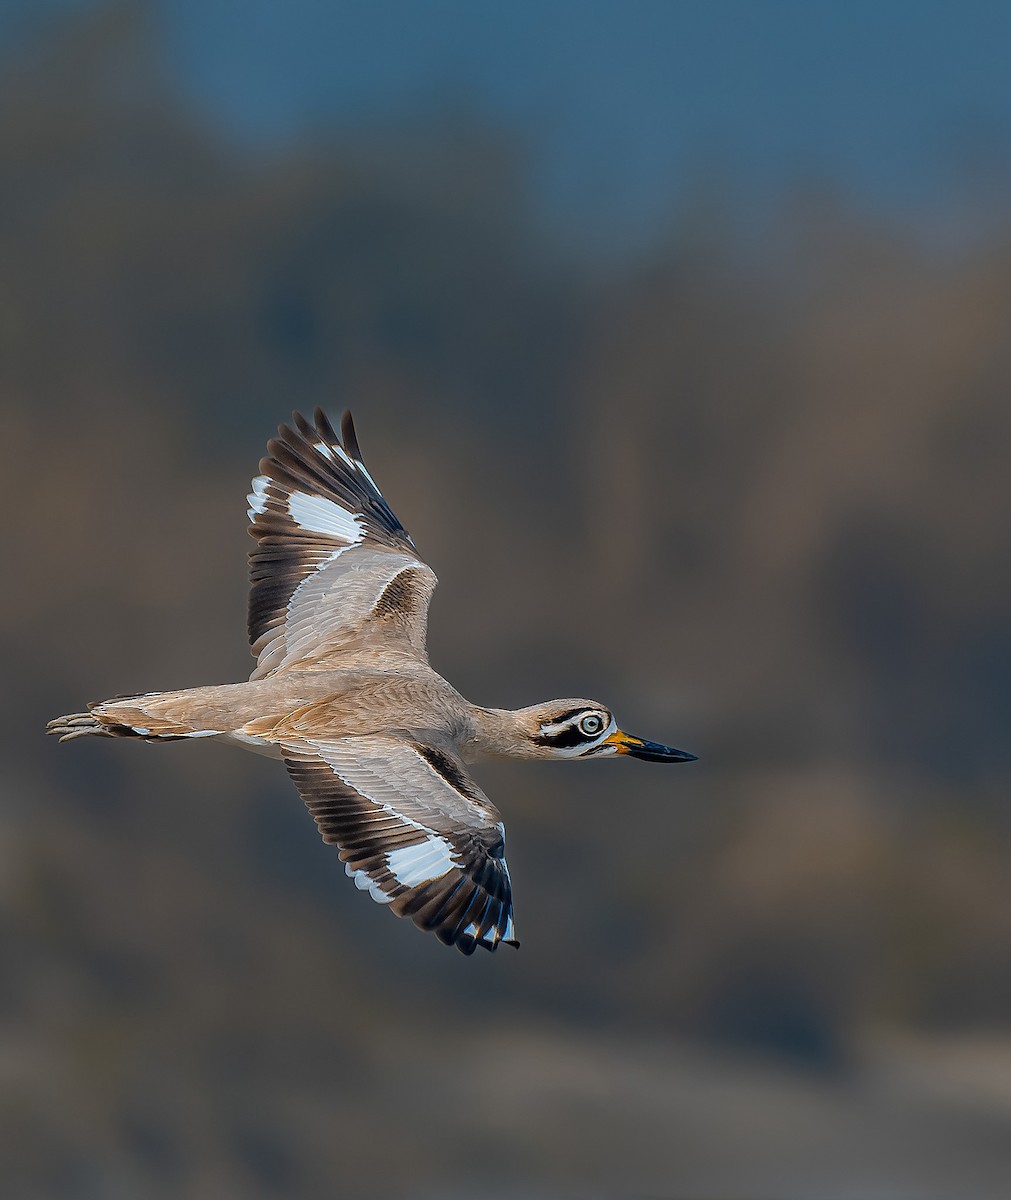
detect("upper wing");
top-left (246, 409), bottom-right (438, 679)
top-left (282, 734), bottom-right (518, 955)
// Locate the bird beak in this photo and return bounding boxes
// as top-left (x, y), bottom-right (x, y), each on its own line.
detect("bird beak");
top-left (603, 730), bottom-right (697, 762)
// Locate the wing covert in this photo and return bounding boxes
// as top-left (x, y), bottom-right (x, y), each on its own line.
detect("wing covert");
top-left (247, 409), bottom-right (437, 678)
top-left (282, 735), bottom-right (518, 955)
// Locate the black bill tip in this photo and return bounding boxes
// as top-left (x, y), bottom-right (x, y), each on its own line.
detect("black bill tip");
top-left (625, 738), bottom-right (697, 763)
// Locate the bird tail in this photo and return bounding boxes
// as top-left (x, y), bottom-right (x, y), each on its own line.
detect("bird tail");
top-left (47, 691), bottom-right (217, 743)
top-left (46, 709), bottom-right (114, 741)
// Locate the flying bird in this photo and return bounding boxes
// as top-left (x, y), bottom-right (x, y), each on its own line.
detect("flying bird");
top-left (49, 410), bottom-right (696, 954)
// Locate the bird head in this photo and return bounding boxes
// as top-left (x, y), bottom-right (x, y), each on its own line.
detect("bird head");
top-left (511, 699), bottom-right (697, 762)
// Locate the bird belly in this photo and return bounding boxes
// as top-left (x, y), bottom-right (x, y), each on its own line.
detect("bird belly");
top-left (221, 730), bottom-right (284, 759)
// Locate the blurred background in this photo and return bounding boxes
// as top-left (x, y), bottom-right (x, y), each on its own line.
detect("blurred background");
top-left (4, 2), bottom-right (1011, 1197)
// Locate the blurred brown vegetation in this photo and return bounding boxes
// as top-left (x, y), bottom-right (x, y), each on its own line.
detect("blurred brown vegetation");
top-left (4, 6), bottom-right (1011, 1198)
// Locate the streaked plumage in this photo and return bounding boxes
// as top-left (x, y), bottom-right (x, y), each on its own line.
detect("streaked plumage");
top-left (49, 410), bottom-right (696, 954)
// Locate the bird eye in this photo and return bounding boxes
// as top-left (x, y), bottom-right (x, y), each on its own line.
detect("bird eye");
top-left (579, 714), bottom-right (604, 736)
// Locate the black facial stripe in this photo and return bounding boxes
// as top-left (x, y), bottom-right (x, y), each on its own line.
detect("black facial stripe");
top-left (533, 726), bottom-right (593, 750)
top-left (552, 708), bottom-right (589, 727)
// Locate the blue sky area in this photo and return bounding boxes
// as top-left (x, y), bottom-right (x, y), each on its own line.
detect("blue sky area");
top-left (9, 1), bottom-right (1011, 245)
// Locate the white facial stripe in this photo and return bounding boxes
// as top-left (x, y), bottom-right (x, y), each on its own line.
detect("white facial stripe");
top-left (585, 715), bottom-right (619, 753)
top-left (386, 835), bottom-right (456, 887)
top-left (287, 492), bottom-right (364, 541)
top-left (540, 710), bottom-right (610, 736)
top-left (538, 711), bottom-right (614, 759)
top-left (577, 716), bottom-right (619, 757)
top-left (246, 474), bottom-right (270, 518)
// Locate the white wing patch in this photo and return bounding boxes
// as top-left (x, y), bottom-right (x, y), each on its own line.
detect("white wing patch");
top-left (386, 835), bottom-right (457, 888)
top-left (246, 474), bottom-right (270, 518)
top-left (247, 411), bottom-right (435, 679)
top-left (315, 439), bottom-right (354, 468)
top-left (463, 919), bottom-right (503, 948)
top-left (283, 734), bottom-right (518, 954)
top-left (287, 492), bottom-right (364, 542)
top-left (351, 458), bottom-right (378, 489)
top-left (344, 862), bottom-right (394, 904)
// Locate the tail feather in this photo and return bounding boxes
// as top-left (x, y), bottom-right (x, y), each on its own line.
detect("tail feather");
top-left (46, 710), bottom-right (114, 742)
top-left (48, 691), bottom-right (219, 742)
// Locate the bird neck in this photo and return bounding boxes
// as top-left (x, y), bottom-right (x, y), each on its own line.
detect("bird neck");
top-left (467, 706), bottom-right (538, 760)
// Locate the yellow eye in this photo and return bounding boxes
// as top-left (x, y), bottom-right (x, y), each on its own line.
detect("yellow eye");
top-left (579, 714), bottom-right (604, 736)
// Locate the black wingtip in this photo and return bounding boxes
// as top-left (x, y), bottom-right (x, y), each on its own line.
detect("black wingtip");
top-left (340, 409), bottom-right (362, 462)
top-left (313, 407), bottom-right (340, 446)
top-left (284, 406), bottom-right (360, 462)
top-left (292, 410), bottom-right (314, 439)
